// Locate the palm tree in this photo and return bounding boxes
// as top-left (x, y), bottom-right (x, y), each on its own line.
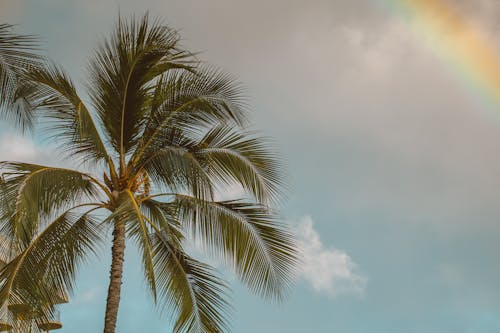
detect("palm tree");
top-left (0, 15), bottom-right (297, 333)
top-left (0, 23), bottom-right (41, 130)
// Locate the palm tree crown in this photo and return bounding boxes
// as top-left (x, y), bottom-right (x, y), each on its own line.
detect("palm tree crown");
top-left (0, 15), bottom-right (297, 333)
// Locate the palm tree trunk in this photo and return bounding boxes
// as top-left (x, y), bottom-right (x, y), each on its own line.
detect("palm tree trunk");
top-left (103, 219), bottom-right (126, 333)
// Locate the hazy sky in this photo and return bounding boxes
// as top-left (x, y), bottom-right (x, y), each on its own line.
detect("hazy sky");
top-left (2, 0), bottom-right (500, 332)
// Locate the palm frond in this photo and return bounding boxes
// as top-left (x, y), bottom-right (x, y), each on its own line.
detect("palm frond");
top-left (0, 23), bottom-right (41, 129)
top-left (0, 162), bottom-right (103, 245)
top-left (140, 198), bottom-right (184, 247)
top-left (11, 63), bottom-right (111, 164)
top-left (193, 124), bottom-right (284, 204)
top-left (174, 195), bottom-right (298, 301)
top-left (135, 144), bottom-right (214, 200)
top-left (132, 67), bottom-right (247, 165)
top-left (151, 231), bottom-right (230, 333)
top-left (87, 14), bottom-right (193, 158)
top-left (5, 79), bottom-right (39, 131)
top-left (0, 207), bottom-right (103, 310)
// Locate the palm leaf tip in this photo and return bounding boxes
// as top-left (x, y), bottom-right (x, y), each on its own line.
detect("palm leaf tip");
top-left (0, 208), bottom-right (102, 310)
top-left (15, 62), bottom-right (112, 163)
top-left (174, 196), bottom-right (298, 302)
top-left (151, 233), bottom-right (231, 333)
top-left (0, 24), bottom-right (41, 128)
top-left (194, 125), bottom-right (286, 205)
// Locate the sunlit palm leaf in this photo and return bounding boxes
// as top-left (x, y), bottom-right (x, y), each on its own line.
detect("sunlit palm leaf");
top-left (12, 64), bottom-right (111, 163)
top-left (151, 232), bottom-right (230, 333)
top-left (140, 198), bottom-right (183, 248)
top-left (0, 207), bottom-right (103, 310)
top-left (136, 145), bottom-right (214, 200)
top-left (193, 124), bottom-right (284, 204)
top-left (132, 67), bottom-right (247, 166)
top-left (0, 162), bottom-right (102, 245)
top-left (173, 195), bottom-right (298, 301)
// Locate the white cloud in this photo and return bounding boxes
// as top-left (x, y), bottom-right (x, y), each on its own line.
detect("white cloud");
top-left (185, 214), bottom-right (367, 298)
top-left (0, 134), bottom-right (40, 162)
top-left (295, 216), bottom-right (367, 297)
top-left (0, 133), bottom-right (69, 168)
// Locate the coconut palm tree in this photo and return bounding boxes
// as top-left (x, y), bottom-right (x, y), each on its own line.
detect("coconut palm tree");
top-left (0, 15), bottom-right (297, 333)
top-left (0, 23), bottom-right (41, 129)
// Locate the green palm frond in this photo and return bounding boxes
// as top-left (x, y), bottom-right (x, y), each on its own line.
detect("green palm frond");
top-left (132, 67), bottom-right (247, 165)
top-left (0, 23), bottom-right (41, 129)
top-left (193, 124), bottom-right (284, 204)
top-left (173, 195), bottom-right (298, 301)
top-left (136, 145), bottom-right (214, 200)
top-left (7, 79), bottom-right (39, 131)
top-left (0, 207), bottom-right (103, 309)
top-left (140, 198), bottom-right (184, 247)
top-left (151, 232), bottom-right (230, 333)
top-left (87, 14), bottom-right (193, 158)
top-left (11, 63), bottom-right (111, 163)
top-left (0, 162), bottom-right (104, 245)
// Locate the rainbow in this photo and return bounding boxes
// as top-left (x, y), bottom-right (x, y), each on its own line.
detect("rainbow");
top-left (383, 0), bottom-right (500, 110)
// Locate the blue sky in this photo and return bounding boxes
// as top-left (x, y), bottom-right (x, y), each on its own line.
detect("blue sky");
top-left (3, 0), bottom-right (500, 332)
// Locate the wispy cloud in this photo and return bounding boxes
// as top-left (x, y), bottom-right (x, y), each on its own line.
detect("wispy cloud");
top-left (295, 216), bottom-right (367, 297)
top-left (0, 132), bottom-right (77, 168)
top-left (0, 134), bottom-right (41, 162)
top-left (185, 214), bottom-right (367, 298)
top-left (0, 133), bottom-right (57, 164)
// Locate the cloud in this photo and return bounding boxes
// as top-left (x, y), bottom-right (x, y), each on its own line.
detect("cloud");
top-left (0, 131), bottom-right (84, 170)
top-left (295, 216), bottom-right (367, 297)
top-left (184, 214), bottom-right (368, 298)
top-left (0, 133), bottom-right (54, 163)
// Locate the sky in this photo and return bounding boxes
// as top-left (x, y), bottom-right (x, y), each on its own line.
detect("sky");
top-left (2, 0), bottom-right (500, 332)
